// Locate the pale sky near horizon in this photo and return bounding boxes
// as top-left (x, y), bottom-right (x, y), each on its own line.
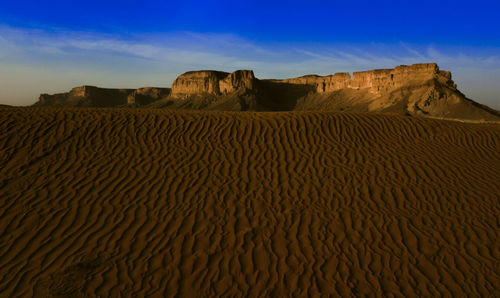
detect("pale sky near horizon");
top-left (1, 1), bottom-right (499, 109)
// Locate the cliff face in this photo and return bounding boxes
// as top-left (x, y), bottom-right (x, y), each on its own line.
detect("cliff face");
top-left (271, 63), bottom-right (498, 120)
top-left (36, 86), bottom-right (170, 107)
top-left (280, 63), bottom-right (456, 94)
top-left (34, 64), bottom-right (499, 121)
top-left (171, 70), bottom-right (255, 97)
top-left (219, 70), bottom-right (255, 94)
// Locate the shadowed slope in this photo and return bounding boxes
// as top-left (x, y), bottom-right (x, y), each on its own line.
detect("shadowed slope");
top-left (0, 107), bottom-right (499, 296)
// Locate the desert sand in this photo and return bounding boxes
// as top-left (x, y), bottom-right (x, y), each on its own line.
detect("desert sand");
top-left (0, 107), bottom-right (499, 296)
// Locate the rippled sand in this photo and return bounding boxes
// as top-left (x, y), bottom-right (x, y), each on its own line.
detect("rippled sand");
top-left (1, 107), bottom-right (499, 296)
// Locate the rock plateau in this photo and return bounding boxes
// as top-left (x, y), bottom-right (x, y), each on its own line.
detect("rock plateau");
top-left (34, 63), bottom-right (500, 121)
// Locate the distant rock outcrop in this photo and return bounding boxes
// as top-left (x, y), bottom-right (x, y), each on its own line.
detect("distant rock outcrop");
top-left (34, 64), bottom-right (499, 121)
top-left (36, 86), bottom-right (170, 107)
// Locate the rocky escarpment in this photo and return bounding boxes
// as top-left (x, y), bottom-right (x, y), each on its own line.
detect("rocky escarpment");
top-left (36, 86), bottom-right (170, 107)
top-left (162, 63), bottom-right (498, 120)
top-left (34, 64), bottom-right (499, 121)
top-left (168, 64), bottom-right (455, 97)
top-left (153, 70), bottom-right (259, 110)
top-left (266, 63), bottom-right (497, 120)
top-left (279, 63), bottom-right (460, 112)
top-left (128, 87), bottom-right (171, 106)
top-left (280, 63), bottom-right (456, 93)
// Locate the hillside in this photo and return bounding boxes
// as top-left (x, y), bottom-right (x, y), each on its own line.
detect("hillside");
top-left (34, 63), bottom-right (500, 121)
top-left (1, 107), bottom-right (499, 296)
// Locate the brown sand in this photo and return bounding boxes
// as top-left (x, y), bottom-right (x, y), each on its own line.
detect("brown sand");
top-left (0, 107), bottom-right (499, 296)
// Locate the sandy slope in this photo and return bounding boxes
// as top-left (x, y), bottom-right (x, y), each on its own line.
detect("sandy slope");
top-left (0, 107), bottom-right (499, 297)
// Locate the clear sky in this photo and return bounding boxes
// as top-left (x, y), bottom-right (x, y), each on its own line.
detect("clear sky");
top-left (1, 0), bottom-right (499, 108)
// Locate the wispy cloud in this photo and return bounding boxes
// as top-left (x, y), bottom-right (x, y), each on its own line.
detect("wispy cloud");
top-left (0, 25), bottom-right (499, 108)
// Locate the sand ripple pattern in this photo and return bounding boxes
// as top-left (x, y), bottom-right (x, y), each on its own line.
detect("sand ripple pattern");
top-left (0, 108), bottom-right (499, 297)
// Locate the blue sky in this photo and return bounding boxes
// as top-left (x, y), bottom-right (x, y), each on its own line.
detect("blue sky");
top-left (1, 0), bottom-right (499, 108)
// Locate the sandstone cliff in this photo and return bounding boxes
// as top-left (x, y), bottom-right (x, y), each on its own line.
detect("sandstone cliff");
top-left (170, 70), bottom-right (255, 97)
top-left (283, 63), bottom-right (498, 120)
top-left (34, 64), bottom-right (499, 121)
top-left (280, 63), bottom-right (455, 93)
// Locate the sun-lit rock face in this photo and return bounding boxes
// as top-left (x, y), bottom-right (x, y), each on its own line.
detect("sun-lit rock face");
top-left (219, 70), bottom-right (255, 94)
top-left (166, 63), bottom-right (457, 102)
top-left (282, 73), bottom-right (351, 92)
top-left (170, 71), bottom-right (228, 96)
top-left (171, 70), bottom-right (256, 97)
top-left (34, 63), bottom-right (499, 121)
top-left (280, 63), bottom-right (456, 94)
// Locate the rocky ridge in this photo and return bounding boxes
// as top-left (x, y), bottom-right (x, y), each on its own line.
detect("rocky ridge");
top-left (34, 64), bottom-right (499, 121)
top-left (36, 86), bottom-right (170, 107)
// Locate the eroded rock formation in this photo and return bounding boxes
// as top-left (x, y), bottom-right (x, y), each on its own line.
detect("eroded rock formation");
top-left (171, 70), bottom-right (255, 97)
top-left (280, 63), bottom-right (455, 93)
top-left (34, 64), bottom-right (499, 121)
top-left (36, 86), bottom-right (170, 107)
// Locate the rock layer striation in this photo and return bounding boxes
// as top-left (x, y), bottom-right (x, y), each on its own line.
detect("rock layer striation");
top-left (170, 70), bottom-right (256, 97)
top-left (280, 63), bottom-right (456, 93)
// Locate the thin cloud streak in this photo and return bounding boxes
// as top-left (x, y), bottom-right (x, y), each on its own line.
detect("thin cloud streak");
top-left (0, 25), bottom-right (499, 108)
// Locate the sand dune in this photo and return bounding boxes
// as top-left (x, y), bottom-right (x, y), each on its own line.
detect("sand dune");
top-left (0, 107), bottom-right (499, 296)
